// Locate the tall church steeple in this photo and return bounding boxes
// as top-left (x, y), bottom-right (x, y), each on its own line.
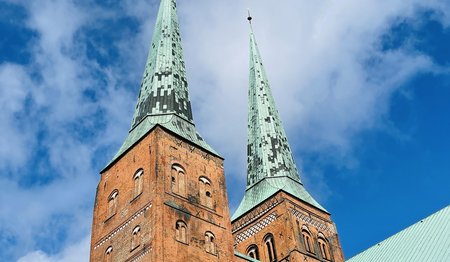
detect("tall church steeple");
top-left (232, 18), bottom-right (325, 220)
top-left (91, 1), bottom-right (237, 261)
top-left (231, 17), bottom-right (344, 262)
top-left (104, 0), bottom-right (217, 171)
top-left (132, 0), bottom-right (193, 126)
top-left (246, 21), bottom-right (301, 185)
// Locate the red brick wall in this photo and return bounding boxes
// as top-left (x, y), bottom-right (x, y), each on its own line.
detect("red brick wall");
top-left (232, 192), bottom-right (345, 262)
top-left (90, 127), bottom-right (235, 261)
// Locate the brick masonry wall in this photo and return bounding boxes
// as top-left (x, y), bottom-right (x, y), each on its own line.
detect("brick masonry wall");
top-left (90, 126), bottom-right (235, 262)
top-left (89, 125), bottom-right (344, 262)
top-left (232, 192), bottom-right (345, 262)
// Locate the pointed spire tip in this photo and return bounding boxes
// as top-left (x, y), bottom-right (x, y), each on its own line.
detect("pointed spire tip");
top-left (247, 9), bottom-right (252, 23)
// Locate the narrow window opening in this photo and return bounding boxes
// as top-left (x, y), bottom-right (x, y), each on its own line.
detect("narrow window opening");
top-left (171, 164), bottom-right (186, 196)
top-left (178, 171), bottom-right (186, 196)
top-left (131, 226), bottom-right (141, 251)
top-left (107, 191), bottom-right (118, 218)
top-left (176, 221), bottom-right (188, 244)
top-left (133, 169), bottom-right (144, 197)
top-left (199, 177), bottom-right (213, 208)
top-left (264, 234), bottom-right (277, 262)
top-left (302, 228), bottom-right (314, 254)
top-left (104, 246), bottom-right (112, 262)
top-left (171, 173), bottom-right (177, 194)
top-left (205, 232), bottom-right (216, 254)
top-left (206, 191), bottom-right (213, 208)
top-left (318, 235), bottom-right (331, 260)
top-left (247, 245), bottom-right (260, 260)
top-left (266, 241), bottom-right (273, 261)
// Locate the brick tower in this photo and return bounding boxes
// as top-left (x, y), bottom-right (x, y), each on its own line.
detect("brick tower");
top-left (231, 18), bottom-right (345, 262)
top-left (89, 0), bottom-right (235, 261)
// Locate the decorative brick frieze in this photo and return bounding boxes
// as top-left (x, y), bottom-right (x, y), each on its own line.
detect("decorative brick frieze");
top-left (234, 212), bottom-right (277, 245)
top-left (292, 208), bottom-right (335, 234)
top-left (232, 196), bottom-right (281, 233)
top-left (94, 202), bottom-right (152, 250)
top-left (125, 244), bottom-right (151, 262)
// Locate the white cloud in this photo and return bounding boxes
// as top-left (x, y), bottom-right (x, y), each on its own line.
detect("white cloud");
top-left (0, 64), bottom-right (33, 171)
top-left (0, 0), bottom-right (138, 259)
top-left (176, 0), bottom-right (447, 177)
top-left (17, 235), bottom-right (90, 262)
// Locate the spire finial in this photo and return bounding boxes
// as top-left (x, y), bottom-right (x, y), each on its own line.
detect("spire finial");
top-left (247, 9), bottom-right (253, 24)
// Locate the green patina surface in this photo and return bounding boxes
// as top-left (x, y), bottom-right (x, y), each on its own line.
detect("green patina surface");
top-left (347, 205), bottom-right (450, 262)
top-left (232, 27), bottom-right (325, 221)
top-left (132, 0), bottom-right (192, 126)
top-left (234, 250), bottom-right (261, 262)
top-left (104, 0), bottom-right (217, 171)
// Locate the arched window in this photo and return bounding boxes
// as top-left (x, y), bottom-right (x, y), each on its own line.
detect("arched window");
top-left (302, 226), bottom-right (314, 253)
top-left (133, 169), bottom-right (144, 197)
top-left (247, 245), bottom-right (260, 259)
top-left (205, 231), bottom-right (216, 254)
top-left (318, 234), bottom-right (331, 260)
top-left (264, 234), bottom-right (277, 262)
top-left (104, 246), bottom-right (112, 262)
top-left (108, 190), bottom-right (118, 217)
top-left (176, 220), bottom-right (188, 243)
top-left (171, 164), bottom-right (186, 196)
top-left (199, 177), bottom-right (213, 209)
top-left (206, 191), bottom-right (213, 208)
top-left (131, 226), bottom-right (141, 250)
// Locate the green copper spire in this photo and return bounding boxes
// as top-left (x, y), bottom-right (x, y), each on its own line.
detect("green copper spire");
top-left (132, 0), bottom-right (192, 127)
top-left (232, 18), bottom-right (325, 221)
top-left (103, 0), bottom-right (218, 171)
top-left (246, 27), bottom-right (300, 186)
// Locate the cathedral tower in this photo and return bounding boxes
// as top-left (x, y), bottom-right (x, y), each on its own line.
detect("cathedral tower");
top-left (231, 18), bottom-right (345, 262)
top-left (89, 0), bottom-right (235, 261)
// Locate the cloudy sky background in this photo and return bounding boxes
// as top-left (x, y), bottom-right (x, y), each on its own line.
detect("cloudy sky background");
top-left (1, 0), bottom-right (449, 261)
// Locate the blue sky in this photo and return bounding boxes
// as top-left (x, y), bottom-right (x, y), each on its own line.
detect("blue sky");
top-left (0, 0), bottom-right (449, 261)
